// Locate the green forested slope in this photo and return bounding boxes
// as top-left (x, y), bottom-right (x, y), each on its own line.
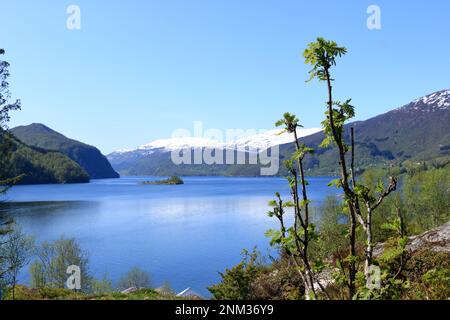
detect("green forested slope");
top-left (1, 133), bottom-right (89, 185)
top-left (11, 123), bottom-right (119, 179)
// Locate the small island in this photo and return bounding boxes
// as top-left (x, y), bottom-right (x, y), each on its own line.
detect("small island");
top-left (142, 176), bottom-right (184, 185)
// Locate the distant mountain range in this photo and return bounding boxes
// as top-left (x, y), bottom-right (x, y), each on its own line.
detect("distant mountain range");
top-left (107, 128), bottom-right (321, 176)
top-left (108, 89), bottom-right (450, 176)
top-left (10, 124), bottom-right (119, 182)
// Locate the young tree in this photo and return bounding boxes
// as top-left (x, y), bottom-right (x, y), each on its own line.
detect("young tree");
top-left (0, 48), bottom-right (22, 195)
top-left (303, 37), bottom-right (396, 298)
top-left (208, 248), bottom-right (262, 300)
top-left (1, 227), bottom-right (35, 299)
top-left (0, 48), bottom-right (22, 291)
top-left (157, 281), bottom-right (175, 296)
top-left (90, 274), bottom-right (114, 295)
top-left (355, 205), bottom-right (410, 299)
top-left (266, 113), bottom-right (328, 300)
top-left (117, 267), bottom-right (151, 291)
top-left (30, 237), bottom-right (91, 292)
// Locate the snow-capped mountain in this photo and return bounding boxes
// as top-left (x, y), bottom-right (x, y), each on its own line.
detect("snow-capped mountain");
top-left (231, 128), bottom-right (322, 152)
top-left (395, 89), bottom-right (450, 113)
top-left (111, 127), bottom-right (322, 156)
top-left (115, 137), bottom-right (224, 154)
top-left (107, 127), bottom-right (322, 176)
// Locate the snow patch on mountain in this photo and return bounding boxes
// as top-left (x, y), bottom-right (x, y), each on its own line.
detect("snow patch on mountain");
top-left (112, 128), bottom-right (322, 155)
top-left (230, 128), bottom-right (322, 151)
top-left (140, 137), bottom-right (223, 151)
top-left (396, 90), bottom-right (450, 112)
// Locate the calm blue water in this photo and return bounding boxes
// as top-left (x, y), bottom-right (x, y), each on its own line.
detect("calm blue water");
top-left (0, 176), bottom-right (337, 296)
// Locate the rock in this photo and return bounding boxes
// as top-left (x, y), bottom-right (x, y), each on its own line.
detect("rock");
top-left (313, 268), bottom-right (335, 291)
top-left (374, 221), bottom-right (450, 256)
top-left (176, 287), bottom-right (205, 300)
top-left (405, 221), bottom-right (450, 253)
top-left (317, 221), bottom-right (450, 290)
top-left (120, 286), bottom-right (138, 294)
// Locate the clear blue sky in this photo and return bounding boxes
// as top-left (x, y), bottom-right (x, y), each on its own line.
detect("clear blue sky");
top-left (1, 0), bottom-right (449, 154)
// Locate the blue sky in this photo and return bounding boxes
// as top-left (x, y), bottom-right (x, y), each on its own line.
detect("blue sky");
top-left (1, 0), bottom-right (449, 153)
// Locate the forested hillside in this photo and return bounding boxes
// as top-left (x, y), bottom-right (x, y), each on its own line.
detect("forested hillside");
top-left (12, 123), bottom-right (119, 179)
top-left (1, 133), bottom-right (89, 185)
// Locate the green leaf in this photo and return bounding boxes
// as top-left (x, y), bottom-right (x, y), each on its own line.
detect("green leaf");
top-left (275, 119), bottom-right (285, 127)
top-left (283, 201), bottom-right (295, 208)
top-left (291, 149), bottom-right (303, 161)
top-left (376, 180), bottom-right (384, 193)
top-left (268, 200), bottom-right (277, 207)
top-left (327, 178), bottom-right (342, 188)
top-left (319, 136), bottom-right (332, 148)
top-left (264, 229), bottom-right (283, 246)
top-left (300, 199), bottom-right (311, 207)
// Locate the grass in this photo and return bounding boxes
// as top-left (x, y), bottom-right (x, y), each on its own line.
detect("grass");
top-left (7, 286), bottom-right (187, 300)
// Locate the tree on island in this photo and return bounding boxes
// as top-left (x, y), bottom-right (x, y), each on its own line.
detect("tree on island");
top-left (142, 176), bottom-right (184, 185)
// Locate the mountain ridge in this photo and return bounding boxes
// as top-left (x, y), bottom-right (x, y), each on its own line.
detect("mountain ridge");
top-left (11, 123), bottom-right (119, 179)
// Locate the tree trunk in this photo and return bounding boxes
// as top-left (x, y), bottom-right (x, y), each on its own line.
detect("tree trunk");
top-left (365, 209), bottom-right (373, 277)
top-left (325, 69), bottom-right (357, 299)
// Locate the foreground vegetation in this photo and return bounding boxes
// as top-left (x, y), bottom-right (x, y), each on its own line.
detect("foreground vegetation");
top-left (3, 286), bottom-right (168, 300)
top-left (209, 163), bottom-right (450, 300)
top-left (0, 233), bottom-right (185, 300)
top-left (209, 38), bottom-right (450, 300)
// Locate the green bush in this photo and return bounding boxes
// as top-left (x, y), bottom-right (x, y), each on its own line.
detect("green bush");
top-left (208, 249), bottom-right (264, 300)
top-left (403, 249), bottom-right (450, 300)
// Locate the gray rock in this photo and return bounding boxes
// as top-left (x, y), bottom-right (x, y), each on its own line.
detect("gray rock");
top-left (405, 221), bottom-right (450, 253)
top-left (374, 221), bottom-right (450, 256)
